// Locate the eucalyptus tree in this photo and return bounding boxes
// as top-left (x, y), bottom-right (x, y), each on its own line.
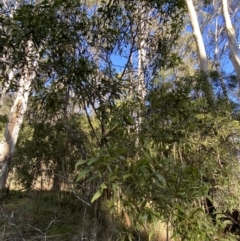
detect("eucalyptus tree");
top-left (192, 0), bottom-right (240, 96)
top-left (0, 0), bottom-right (96, 190)
top-left (185, 0), bottom-right (208, 74)
top-left (222, 0), bottom-right (240, 85)
top-left (1, 0), bottom-right (240, 239)
top-left (169, 0), bottom-right (240, 101)
top-left (0, 0), bottom-right (185, 188)
top-left (184, 0), bottom-right (216, 104)
top-left (0, 2), bottom-right (41, 189)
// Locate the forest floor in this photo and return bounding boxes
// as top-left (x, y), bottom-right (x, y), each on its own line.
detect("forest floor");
top-left (0, 190), bottom-right (169, 241)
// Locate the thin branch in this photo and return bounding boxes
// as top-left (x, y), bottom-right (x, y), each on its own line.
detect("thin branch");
top-left (83, 101), bottom-right (101, 147)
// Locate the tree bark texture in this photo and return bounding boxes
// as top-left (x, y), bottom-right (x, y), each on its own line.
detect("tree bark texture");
top-left (0, 40), bottom-right (38, 190)
top-left (137, 5), bottom-right (147, 101)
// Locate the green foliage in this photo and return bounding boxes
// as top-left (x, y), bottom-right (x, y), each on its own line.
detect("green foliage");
top-left (1, 0), bottom-right (240, 240)
top-left (75, 74), bottom-right (240, 239)
top-left (14, 113), bottom-right (93, 189)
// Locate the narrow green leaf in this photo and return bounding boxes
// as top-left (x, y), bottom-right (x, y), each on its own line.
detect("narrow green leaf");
top-left (107, 164), bottom-right (112, 172)
top-left (155, 173), bottom-right (166, 187)
top-left (100, 183), bottom-right (107, 189)
top-left (86, 175), bottom-right (98, 183)
top-left (112, 183), bottom-right (118, 192)
top-left (118, 156), bottom-right (125, 161)
top-left (91, 190), bottom-right (103, 203)
top-left (75, 159), bottom-right (88, 168)
top-left (77, 168), bottom-right (91, 181)
top-left (123, 174), bottom-right (132, 180)
top-left (148, 229), bottom-right (154, 241)
top-left (87, 157), bottom-right (98, 165)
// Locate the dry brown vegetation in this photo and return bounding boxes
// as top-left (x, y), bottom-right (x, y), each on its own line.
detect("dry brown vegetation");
top-left (0, 189), bottom-right (173, 241)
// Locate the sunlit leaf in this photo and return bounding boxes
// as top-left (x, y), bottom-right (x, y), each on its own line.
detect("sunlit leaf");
top-left (91, 189), bottom-right (103, 203)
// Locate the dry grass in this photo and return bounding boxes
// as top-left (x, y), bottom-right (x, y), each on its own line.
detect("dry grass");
top-left (3, 174), bottom-right (178, 241)
top-left (0, 189), bottom-right (180, 241)
top-left (0, 190), bottom-right (82, 240)
top-left (151, 220), bottom-right (172, 241)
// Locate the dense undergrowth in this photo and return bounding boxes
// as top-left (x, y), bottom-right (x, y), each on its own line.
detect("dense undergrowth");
top-left (1, 190), bottom-right (240, 241)
top-left (0, 190), bottom-right (170, 241)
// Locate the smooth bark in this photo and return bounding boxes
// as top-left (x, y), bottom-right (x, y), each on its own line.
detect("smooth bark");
top-left (185, 0), bottom-right (214, 103)
top-left (222, 0), bottom-right (240, 85)
top-left (0, 40), bottom-right (38, 189)
top-left (185, 0), bottom-right (208, 73)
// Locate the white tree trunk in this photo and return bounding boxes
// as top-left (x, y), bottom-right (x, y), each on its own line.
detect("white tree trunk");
top-left (137, 7), bottom-right (147, 101)
top-left (185, 0), bottom-right (214, 103)
top-left (136, 4), bottom-right (148, 131)
top-left (185, 0), bottom-right (208, 73)
top-left (222, 0), bottom-right (240, 85)
top-left (0, 40), bottom-right (38, 189)
top-left (0, 79), bottom-right (10, 110)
